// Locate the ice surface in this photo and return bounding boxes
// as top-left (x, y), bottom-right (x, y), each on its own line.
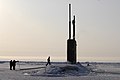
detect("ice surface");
top-left (0, 61), bottom-right (120, 80)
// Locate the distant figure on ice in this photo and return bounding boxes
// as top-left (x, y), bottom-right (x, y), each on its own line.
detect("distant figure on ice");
top-left (46, 56), bottom-right (51, 66)
top-left (10, 60), bottom-right (13, 70)
top-left (12, 60), bottom-right (19, 70)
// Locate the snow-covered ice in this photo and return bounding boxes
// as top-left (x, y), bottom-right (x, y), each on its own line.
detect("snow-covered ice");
top-left (0, 61), bottom-right (120, 80)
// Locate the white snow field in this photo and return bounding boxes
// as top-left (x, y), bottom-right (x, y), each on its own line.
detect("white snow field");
top-left (0, 61), bottom-right (120, 80)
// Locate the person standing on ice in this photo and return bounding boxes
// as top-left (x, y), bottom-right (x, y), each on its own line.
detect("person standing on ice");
top-left (13, 60), bottom-right (19, 70)
top-left (10, 60), bottom-right (13, 70)
top-left (46, 56), bottom-right (51, 66)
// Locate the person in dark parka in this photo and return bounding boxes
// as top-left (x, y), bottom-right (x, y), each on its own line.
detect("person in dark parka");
top-left (12, 60), bottom-right (19, 70)
top-left (10, 60), bottom-right (13, 70)
top-left (46, 56), bottom-right (51, 66)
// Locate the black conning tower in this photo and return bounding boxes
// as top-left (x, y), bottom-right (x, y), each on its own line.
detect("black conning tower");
top-left (67, 4), bottom-right (77, 64)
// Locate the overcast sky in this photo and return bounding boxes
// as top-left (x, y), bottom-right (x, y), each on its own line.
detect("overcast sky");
top-left (0, 0), bottom-right (120, 62)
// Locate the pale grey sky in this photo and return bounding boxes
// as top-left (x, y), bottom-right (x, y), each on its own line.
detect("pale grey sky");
top-left (0, 0), bottom-right (120, 61)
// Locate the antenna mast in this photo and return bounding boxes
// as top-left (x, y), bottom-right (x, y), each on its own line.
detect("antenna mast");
top-left (69, 4), bottom-right (71, 39)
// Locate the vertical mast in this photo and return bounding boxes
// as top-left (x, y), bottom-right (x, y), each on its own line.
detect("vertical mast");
top-left (69, 4), bottom-right (71, 39)
top-left (73, 15), bottom-right (75, 40)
